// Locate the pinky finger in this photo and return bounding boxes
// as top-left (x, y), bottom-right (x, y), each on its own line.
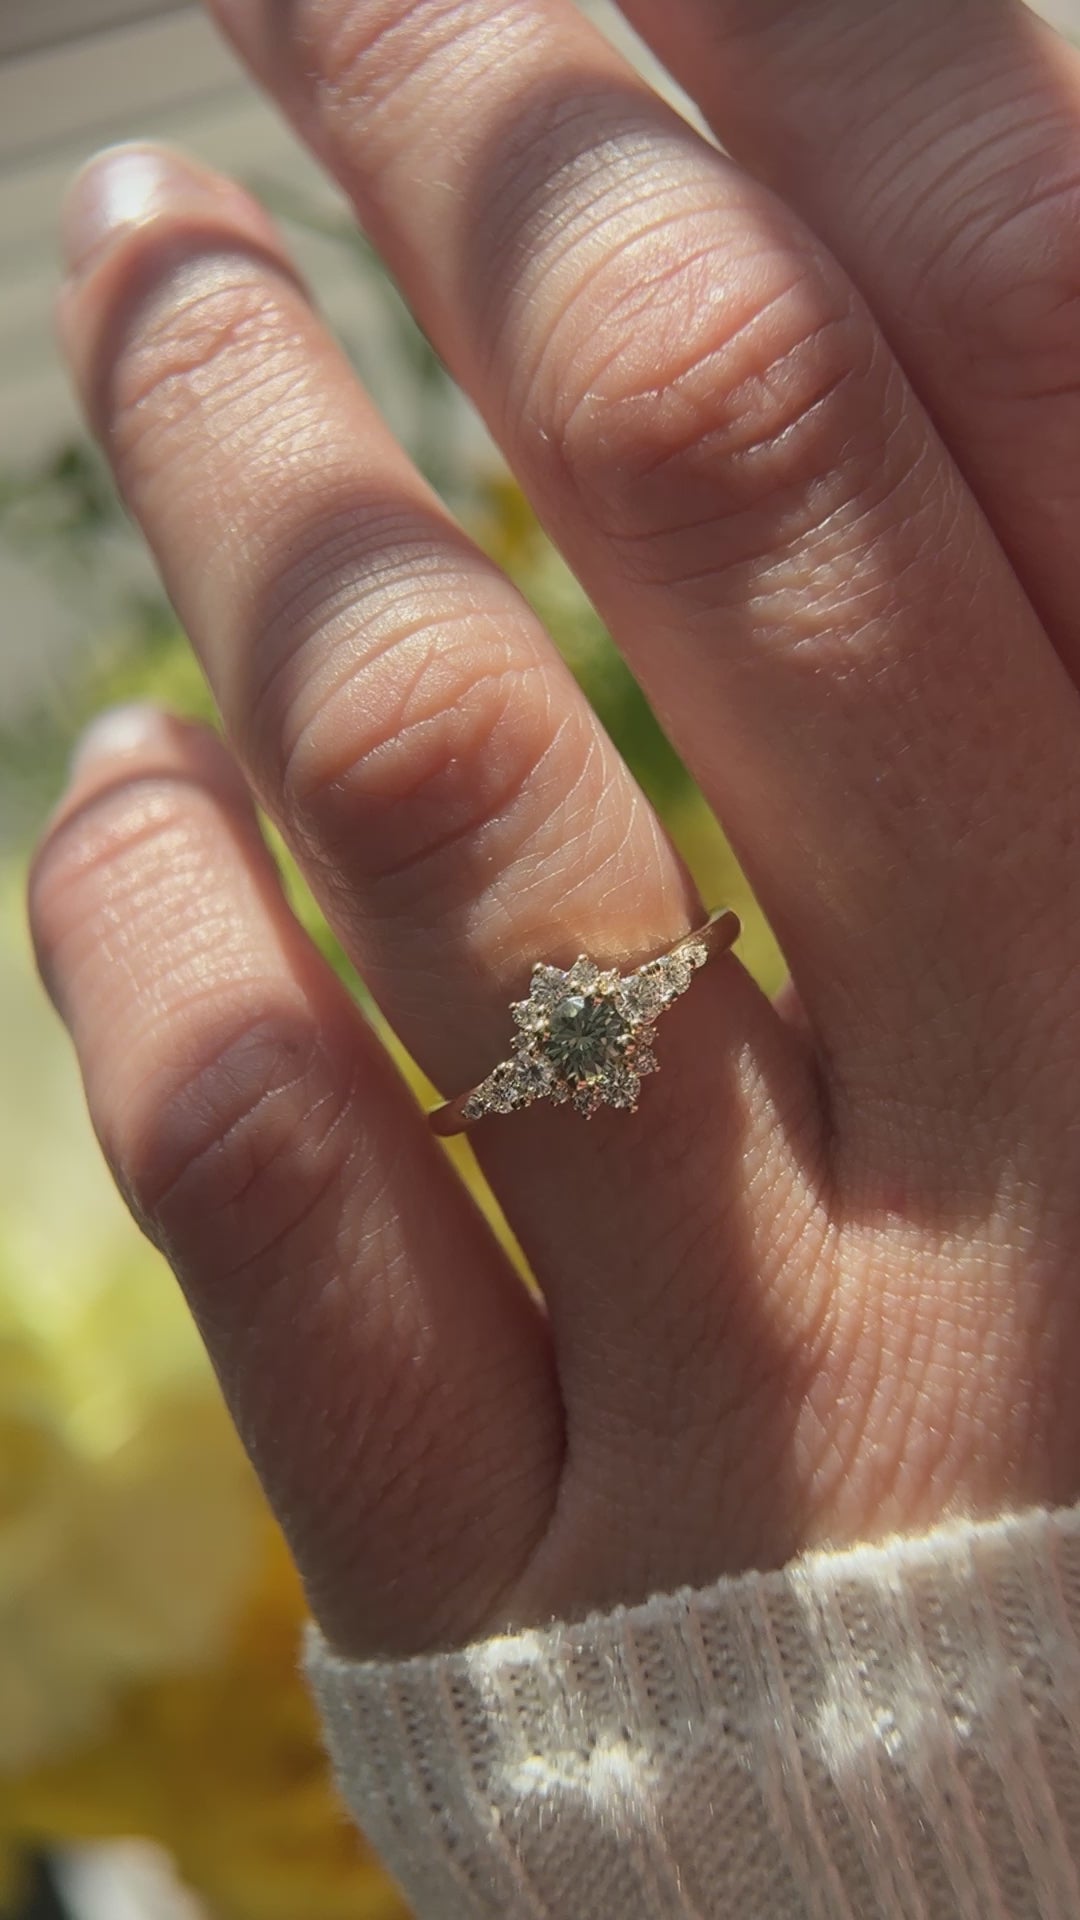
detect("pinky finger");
top-left (29, 705), bottom-right (563, 1657)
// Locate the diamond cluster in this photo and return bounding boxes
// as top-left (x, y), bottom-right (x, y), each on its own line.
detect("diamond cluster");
top-left (461, 934), bottom-right (709, 1123)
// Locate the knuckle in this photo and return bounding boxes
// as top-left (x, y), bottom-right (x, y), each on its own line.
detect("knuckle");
top-left (543, 218), bottom-right (893, 565)
top-left (246, 515), bottom-right (563, 892)
top-left (29, 775), bottom-right (362, 1319)
top-left (30, 781), bottom-right (204, 985)
top-left (314, 0), bottom-right (491, 122)
top-left (921, 157), bottom-right (1080, 401)
top-left (105, 264), bottom-right (300, 482)
top-left (287, 629), bottom-right (554, 891)
top-left (117, 1012), bottom-right (357, 1285)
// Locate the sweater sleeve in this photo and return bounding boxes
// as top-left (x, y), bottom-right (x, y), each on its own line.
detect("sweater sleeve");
top-left (305, 1503), bottom-right (1080, 1919)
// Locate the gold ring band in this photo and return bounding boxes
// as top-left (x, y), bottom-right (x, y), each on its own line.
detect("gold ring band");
top-left (429, 907), bottom-right (740, 1136)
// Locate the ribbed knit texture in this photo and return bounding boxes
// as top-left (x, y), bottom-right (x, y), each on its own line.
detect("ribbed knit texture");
top-left (306, 1504), bottom-right (1080, 1918)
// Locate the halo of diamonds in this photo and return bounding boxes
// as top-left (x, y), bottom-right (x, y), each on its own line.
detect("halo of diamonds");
top-left (459, 932), bottom-right (711, 1122)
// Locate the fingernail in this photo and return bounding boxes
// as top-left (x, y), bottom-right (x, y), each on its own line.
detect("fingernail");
top-left (69, 703), bottom-right (169, 778)
top-left (61, 144), bottom-right (215, 278)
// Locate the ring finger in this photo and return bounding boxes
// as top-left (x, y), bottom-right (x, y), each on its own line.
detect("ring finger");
top-left (58, 148), bottom-right (820, 1585)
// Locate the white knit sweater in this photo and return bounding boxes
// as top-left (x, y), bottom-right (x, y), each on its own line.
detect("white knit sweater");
top-left (306, 1504), bottom-right (1080, 1917)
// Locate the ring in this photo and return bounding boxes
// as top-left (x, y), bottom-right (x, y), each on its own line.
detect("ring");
top-left (429, 907), bottom-right (740, 1135)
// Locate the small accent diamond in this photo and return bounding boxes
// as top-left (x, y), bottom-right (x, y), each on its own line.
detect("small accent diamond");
top-left (601, 1067), bottom-right (641, 1110)
top-left (619, 967), bottom-right (667, 1021)
top-left (565, 956), bottom-right (600, 993)
top-left (529, 964), bottom-right (569, 1009)
top-left (661, 955), bottom-right (693, 996)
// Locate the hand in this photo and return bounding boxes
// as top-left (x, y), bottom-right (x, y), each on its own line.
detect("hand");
top-left (30, 0), bottom-right (1080, 1659)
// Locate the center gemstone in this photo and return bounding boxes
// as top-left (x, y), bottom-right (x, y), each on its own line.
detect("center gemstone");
top-left (544, 994), bottom-right (626, 1079)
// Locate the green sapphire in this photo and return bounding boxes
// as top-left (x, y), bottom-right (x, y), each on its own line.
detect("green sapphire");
top-left (544, 994), bottom-right (626, 1080)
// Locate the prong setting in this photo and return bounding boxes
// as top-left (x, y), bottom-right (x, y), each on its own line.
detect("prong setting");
top-left (458, 930), bottom-right (713, 1124)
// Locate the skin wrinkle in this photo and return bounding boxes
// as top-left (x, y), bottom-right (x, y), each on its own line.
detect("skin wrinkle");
top-left (731, 456), bottom-right (956, 670)
top-left (35, 784), bottom-right (202, 893)
top-left (506, 169), bottom-right (717, 322)
top-left (827, 1227), bottom-right (1061, 1522)
top-left (574, 320), bottom-right (886, 542)
top-left (402, 707), bottom-right (593, 945)
top-left (298, 611), bottom-right (527, 780)
top-left (651, 1217), bottom-right (804, 1438)
top-left (841, 53), bottom-right (1042, 217)
top-left (828, 1244), bottom-right (998, 1531)
top-left (244, 560), bottom-right (542, 804)
top-left (539, 1007), bottom-right (826, 1540)
top-left (108, 266), bottom-right (306, 460)
top-left (99, 874), bottom-right (245, 978)
top-left (544, 249), bottom-right (825, 490)
top-left (517, 203), bottom-right (796, 433)
top-left (708, 0), bottom-right (1019, 147)
top-left (540, 260), bottom-right (895, 582)
top-left (638, 518), bottom-right (1053, 998)
top-left (865, 1297), bottom-right (956, 1523)
top-left (31, 802), bottom-right (266, 1030)
top-left (333, 706), bottom-right (580, 909)
top-left (255, 1379), bottom-right (522, 1647)
top-left (511, 231), bottom-right (830, 485)
top-left (176, 1091), bottom-right (357, 1289)
top-left (874, 96), bottom-right (1071, 265)
top-left (684, 362), bottom-right (930, 602)
top-left (479, 127), bottom-right (713, 394)
top-left (151, 1027), bottom-right (346, 1220)
top-left (112, 977), bottom-right (300, 1091)
top-left (838, 53), bottom-right (1078, 270)
top-left (281, 633), bottom-right (545, 821)
top-left (112, 870), bottom-right (237, 952)
top-left (124, 1010), bottom-right (327, 1215)
top-left (910, 159), bottom-right (1080, 311)
top-left (639, 336), bottom-right (855, 486)
top-left (448, 720), bottom-right (664, 980)
top-left (240, 515), bottom-right (506, 767)
top-left (314, 0), bottom-right (538, 136)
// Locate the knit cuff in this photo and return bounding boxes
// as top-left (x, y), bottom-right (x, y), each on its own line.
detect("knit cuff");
top-left (306, 1504), bottom-right (1080, 1919)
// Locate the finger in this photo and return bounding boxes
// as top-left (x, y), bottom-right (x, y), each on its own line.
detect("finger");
top-left (207, 0), bottom-right (1080, 1139)
top-left (57, 146), bottom-right (826, 1587)
top-left (612, 0), bottom-right (1080, 675)
top-left (57, 142), bottom-right (694, 1079)
top-left (29, 705), bottom-right (563, 1657)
